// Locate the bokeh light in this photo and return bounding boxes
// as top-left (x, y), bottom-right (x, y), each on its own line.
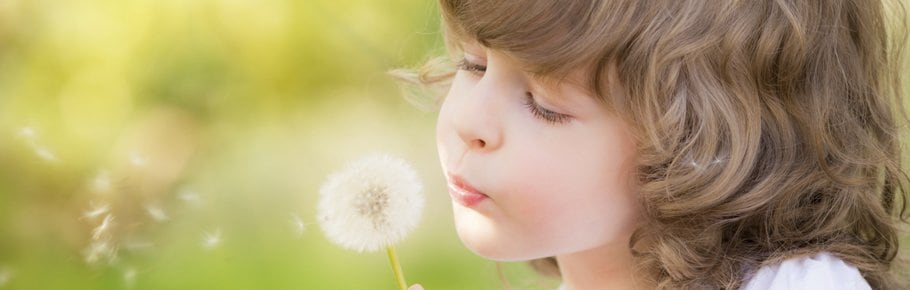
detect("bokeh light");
top-left (0, 1), bottom-right (552, 289)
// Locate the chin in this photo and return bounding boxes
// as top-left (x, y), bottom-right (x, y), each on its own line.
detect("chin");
top-left (459, 235), bottom-right (523, 261)
top-left (460, 237), bottom-right (550, 262)
top-left (453, 212), bottom-right (547, 262)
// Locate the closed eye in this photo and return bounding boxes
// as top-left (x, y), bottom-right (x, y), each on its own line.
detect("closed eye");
top-left (456, 58), bottom-right (487, 75)
top-left (523, 92), bottom-right (572, 124)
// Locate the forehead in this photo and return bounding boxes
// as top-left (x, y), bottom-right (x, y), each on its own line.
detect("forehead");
top-left (440, 0), bottom-right (607, 77)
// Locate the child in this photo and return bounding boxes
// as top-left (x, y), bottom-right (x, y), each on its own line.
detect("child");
top-left (398, 0), bottom-right (910, 289)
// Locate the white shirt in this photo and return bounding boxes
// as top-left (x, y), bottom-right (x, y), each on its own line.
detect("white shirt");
top-left (741, 252), bottom-right (870, 290)
top-left (556, 252), bottom-right (870, 290)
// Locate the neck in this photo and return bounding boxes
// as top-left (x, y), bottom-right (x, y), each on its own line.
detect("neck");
top-left (556, 241), bottom-right (647, 290)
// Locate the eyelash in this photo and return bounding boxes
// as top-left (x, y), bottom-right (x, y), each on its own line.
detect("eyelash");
top-left (458, 57), bottom-right (571, 125)
top-left (523, 93), bottom-right (572, 124)
top-left (456, 58), bottom-right (486, 74)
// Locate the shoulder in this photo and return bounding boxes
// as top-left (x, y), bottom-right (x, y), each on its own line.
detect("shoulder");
top-left (741, 252), bottom-right (870, 290)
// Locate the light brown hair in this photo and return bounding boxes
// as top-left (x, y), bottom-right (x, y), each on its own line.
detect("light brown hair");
top-left (396, 0), bottom-right (910, 288)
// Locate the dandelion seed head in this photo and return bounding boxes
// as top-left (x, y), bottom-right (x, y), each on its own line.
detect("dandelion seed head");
top-left (356, 184), bottom-right (391, 228)
top-left (317, 154), bottom-right (424, 252)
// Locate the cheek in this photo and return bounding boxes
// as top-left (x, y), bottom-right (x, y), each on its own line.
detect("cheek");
top-left (493, 135), bottom-right (640, 254)
top-left (504, 152), bottom-right (635, 227)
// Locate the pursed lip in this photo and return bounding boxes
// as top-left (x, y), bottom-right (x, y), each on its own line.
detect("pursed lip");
top-left (446, 174), bottom-right (489, 207)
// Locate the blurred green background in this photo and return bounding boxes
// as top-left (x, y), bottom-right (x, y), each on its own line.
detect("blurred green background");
top-left (0, 1), bottom-right (907, 290)
top-left (0, 0), bottom-right (553, 289)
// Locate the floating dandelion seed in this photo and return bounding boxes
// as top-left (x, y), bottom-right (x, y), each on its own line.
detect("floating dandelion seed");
top-left (0, 267), bottom-right (13, 287)
top-left (34, 146), bottom-right (57, 162)
top-left (317, 154), bottom-right (424, 290)
top-left (84, 239), bottom-right (118, 264)
top-left (92, 214), bottom-right (115, 240)
top-left (128, 152), bottom-right (147, 167)
top-left (144, 204), bottom-right (169, 222)
top-left (123, 266), bottom-right (137, 289)
top-left (90, 170), bottom-right (113, 194)
top-left (16, 127), bottom-right (57, 162)
top-left (17, 127), bottom-right (35, 139)
top-left (82, 202), bottom-right (110, 220)
top-left (202, 228), bottom-right (222, 250)
top-left (178, 189), bottom-right (203, 207)
top-left (291, 214), bottom-right (307, 237)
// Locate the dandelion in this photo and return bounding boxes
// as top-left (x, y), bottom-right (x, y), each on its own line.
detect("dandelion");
top-left (317, 154), bottom-right (424, 251)
top-left (317, 154), bottom-right (424, 290)
top-left (201, 228), bottom-right (222, 250)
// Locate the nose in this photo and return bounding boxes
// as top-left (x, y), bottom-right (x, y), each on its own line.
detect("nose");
top-left (451, 99), bottom-right (501, 152)
top-left (447, 78), bottom-right (505, 152)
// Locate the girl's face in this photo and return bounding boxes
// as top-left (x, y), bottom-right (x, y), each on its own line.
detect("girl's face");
top-left (436, 42), bottom-right (642, 261)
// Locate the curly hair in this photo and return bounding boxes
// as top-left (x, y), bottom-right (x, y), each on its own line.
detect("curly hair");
top-left (395, 0), bottom-right (910, 288)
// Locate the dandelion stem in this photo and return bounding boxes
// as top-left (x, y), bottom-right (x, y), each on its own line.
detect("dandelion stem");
top-left (386, 246), bottom-right (407, 290)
